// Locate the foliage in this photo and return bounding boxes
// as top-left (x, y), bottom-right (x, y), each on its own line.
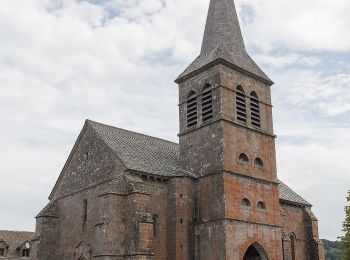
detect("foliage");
top-left (322, 239), bottom-right (342, 260)
top-left (339, 190), bottom-right (350, 259)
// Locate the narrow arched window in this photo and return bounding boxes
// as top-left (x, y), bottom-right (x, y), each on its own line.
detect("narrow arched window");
top-left (241, 198), bottom-right (251, 207)
top-left (290, 235), bottom-right (296, 260)
top-left (257, 201), bottom-right (266, 210)
top-left (250, 91), bottom-right (261, 128)
top-left (254, 157), bottom-right (264, 169)
top-left (236, 86), bottom-right (247, 123)
top-left (186, 91), bottom-right (198, 128)
top-left (83, 199), bottom-right (88, 223)
top-left (239, 153), bottom-right (249, 165)
top-left (153, 214), bottom-right (158, 237)
top-left (201, 85), bottom-right (213, 123)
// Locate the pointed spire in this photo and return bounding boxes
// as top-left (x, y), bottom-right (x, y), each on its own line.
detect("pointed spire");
top-left (201, 0), bottom-right (245, 55)
top-left (176, 0), bottom-right (272, 85)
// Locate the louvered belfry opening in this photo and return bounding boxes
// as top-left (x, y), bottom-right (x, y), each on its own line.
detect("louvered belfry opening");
top-left (186, 91), bottom-right (198, 128)
top-left (250, 91), bottom-right (261, 128)
top-left (201, 85), bottom-right (213, 123)
top-left (236, 86), bottom-right (247, 123)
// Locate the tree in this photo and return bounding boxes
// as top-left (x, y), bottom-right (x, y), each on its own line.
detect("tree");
top-left (340, 190), bottom-right (350, 259)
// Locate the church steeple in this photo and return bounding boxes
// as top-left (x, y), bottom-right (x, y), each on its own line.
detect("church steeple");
top-left (200, 0), bottom-right (245, 55)
top-left (176, 0), bottom-right (272, 85)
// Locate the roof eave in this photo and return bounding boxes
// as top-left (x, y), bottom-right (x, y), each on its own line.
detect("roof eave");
top-left (175, 58), bottom-right (274, 86)
top-left (279, 199), bottom-right (312, 207)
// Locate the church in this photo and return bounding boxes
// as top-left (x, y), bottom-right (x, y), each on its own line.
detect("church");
top-left (32, 0), bottom-right (325, 259)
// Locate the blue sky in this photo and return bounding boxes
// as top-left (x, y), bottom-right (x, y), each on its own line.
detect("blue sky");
top-left (0, 0), bottom-right (349, 241)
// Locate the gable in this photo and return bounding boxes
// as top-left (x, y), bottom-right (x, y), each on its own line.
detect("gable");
top-left (49, 122), bottom-right (126, 200)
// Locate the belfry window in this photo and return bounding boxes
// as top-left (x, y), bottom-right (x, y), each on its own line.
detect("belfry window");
top-left (236, 86), bottom-right (247, 123)
top-left (241, 198), bottom-right (251, 207)
top-left (250, 91), bottom-right (261, 128)
top-left (186, 91), bottom-right (198, 128)
top-left (239, 153), bottom-right (249, 165)
top-left (0, 248), bottom-right (5, 256)
top-left (257, 201), bottom-right (266, 210)
top-left (254, 158), bottom-right (264, 169)
top-left (201, 85), bottom-right (213, 123)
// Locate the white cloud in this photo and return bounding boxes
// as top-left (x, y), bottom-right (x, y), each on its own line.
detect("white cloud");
top-left (255, 53), bottom-right (321, 68)
top-left (240, 0), bottom-right (350, 52)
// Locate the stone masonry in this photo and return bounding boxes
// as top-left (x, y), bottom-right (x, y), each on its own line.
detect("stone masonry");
top-left (32, 0), bottom-right (324, 259)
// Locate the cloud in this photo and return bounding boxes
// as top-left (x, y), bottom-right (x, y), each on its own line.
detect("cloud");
top-left (240, 0), bottom-right (350, 52)
top-left (0, 0), bottom-right (349, 241)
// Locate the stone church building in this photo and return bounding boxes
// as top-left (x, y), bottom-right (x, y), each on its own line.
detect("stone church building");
top-left (32, 0), bottom-right (324, 259)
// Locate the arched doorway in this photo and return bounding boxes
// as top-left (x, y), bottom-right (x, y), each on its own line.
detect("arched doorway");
top-left (243, 243), bottom-right (269, 260)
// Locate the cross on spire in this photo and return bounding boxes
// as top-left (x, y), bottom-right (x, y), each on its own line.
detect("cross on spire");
top-left (176, 0), bottom-right (272, 85)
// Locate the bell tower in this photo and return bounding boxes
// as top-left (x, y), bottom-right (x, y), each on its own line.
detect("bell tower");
top-left (176, 0), bottom-right (283, 259)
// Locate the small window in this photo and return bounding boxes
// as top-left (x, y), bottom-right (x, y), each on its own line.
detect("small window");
top-left (290, 235), bottom-right (296, 260)
top-left (241, 198), bottom-right (251, 207)
top-left (153, 214), bottom-right (158, 237)
top-left (83, 199), bottom-right (88, 223)
top-left (254, 158), bottom-right (264, 168)
top-left (250, 91), bottom-right (261, 128)
top-left (22, 249), bottom-right (30, 257)
top-left (236, 86), bottom-right (247, 123)
top-left (84, 152), bottom-right (89, 161)
top-left (201, 84), bottom-right (213, 123)
top-left (186, 91), bottom-right (198, 128)
top-left (239, 153), bottom-right (249, 165)
top-left (0, 248), bottom-right (5, 256)
top-left (257, 201), bottom-right (266, 210)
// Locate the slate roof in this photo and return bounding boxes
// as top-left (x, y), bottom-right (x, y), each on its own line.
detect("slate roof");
top-left (88, 120), bottom-right (196, 179)
top-left (88, 120), bottom-right (311, 206)
top-left (176, 0), bottom-right (272, 84)
top-left (36, 201), bottom-right (57, 218)
top-left (279, 181), bottom-right (311, 206)
top-left (0, 230), bottom-right (34, 256)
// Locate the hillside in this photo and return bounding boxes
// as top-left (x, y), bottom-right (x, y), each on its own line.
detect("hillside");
top-left (322, 239), bottom-right (342, 260)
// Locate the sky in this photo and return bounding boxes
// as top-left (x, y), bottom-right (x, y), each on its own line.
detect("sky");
top-left (0, 0), bottom-right (349, 241)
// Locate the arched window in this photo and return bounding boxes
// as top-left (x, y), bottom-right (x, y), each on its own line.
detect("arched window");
top-left (241, 198), bottom-right (251, 207)
top-left (254, 157), bottom-right (264, 168)
top-left (257, 201), bottom-right (266, 210)
top-left (83, 199), bottom-right (88, 223)
top-left (153, 214), bottom-right (159, 237)
top-left (250, 91), bottom-right (261, 128)
top-left (236, 86), bottom-right (247, 123)
top-left (239, 153), bottom-right (249, 165)
top-left (186, 91), bottom-right (198, 128)
top-left (290, 235), bottom-right (296, 260)
top-left (201, 85), bottom-right (213, 123)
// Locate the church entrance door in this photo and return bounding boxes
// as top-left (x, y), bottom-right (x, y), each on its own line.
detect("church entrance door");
top-left (243, 243), bottom-right (269, 260)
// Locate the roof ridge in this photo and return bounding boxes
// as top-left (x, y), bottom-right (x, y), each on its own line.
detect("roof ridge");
top-left (86, 119), bottom-right (179, 147)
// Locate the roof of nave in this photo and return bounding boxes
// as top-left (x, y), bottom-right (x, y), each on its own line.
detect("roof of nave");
top-left (88, 120), bottom-right (311, 206)
top-left (88, 120), bottom-right (196, 179)
top-left (0, 230), bottom-right (34, 253)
